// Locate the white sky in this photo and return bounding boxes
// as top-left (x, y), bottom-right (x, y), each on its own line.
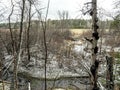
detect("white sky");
top-left (42, 0), bottom-right (115, 19)
top-left (0, 0), bottom-right (115, 20)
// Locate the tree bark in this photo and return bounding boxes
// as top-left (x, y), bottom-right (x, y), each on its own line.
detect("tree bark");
top-left (106, 56), bottom-right (114, 90)
top-left (26, 0), bottom-right (32, 62)
top-left (13, 0), bottom-right (26, 90)
top-left (18, 0), bottom-right (26, 51)
top-left (90, 0), bottom-right (100, 90)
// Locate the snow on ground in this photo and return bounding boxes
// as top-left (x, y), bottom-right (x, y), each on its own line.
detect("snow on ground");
top-left (3, 40), bottom-right (120, 81)
top-left (73, 45), bottom-right (85, 54)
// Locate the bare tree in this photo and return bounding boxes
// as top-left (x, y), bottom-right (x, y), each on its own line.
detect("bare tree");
top-left (13, 0), bottom-right (26, 90)
top-left (26, 0), bottom-right (32, 62)
top-left (57, 10), bottom-right (69, 31)
top-left (33, 0), bottom-right (50, 89)
top-left (82, 0), bottom-right (100, 89)
top-left (8, 0), bottom-right (18, 90)
top-left (8, 0), bottom-right (15, 54)
top-left (90, 0), bottom-right (100, 89)
top-left (43, 1), bottom-right (50, 90)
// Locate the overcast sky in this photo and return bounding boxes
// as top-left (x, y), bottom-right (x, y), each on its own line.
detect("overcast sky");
top-left (42, 0), bottom-right (115, 19)
top-left (1, 0), bottom-right (115, 20)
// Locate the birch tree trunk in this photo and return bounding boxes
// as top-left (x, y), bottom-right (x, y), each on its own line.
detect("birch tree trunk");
top-left (90, 0), bottom-right (100, 90)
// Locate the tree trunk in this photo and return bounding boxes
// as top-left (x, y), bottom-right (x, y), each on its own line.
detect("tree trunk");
top-left (90, 0), bottom-right (100, 90)
top-left (26, 1), bottom-right (32, 62)
top-left (106, 56), bottom-right (114, 90)
top-left (43, 0), bottom-right (50, 90)
top-left (13, 0), bottom-right (26, 90)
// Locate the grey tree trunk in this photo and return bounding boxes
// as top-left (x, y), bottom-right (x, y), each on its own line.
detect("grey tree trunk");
top-left (13, 0), bottom-right (26, 90)
top-left (106, 56), bottom-right (114, 90)
top-left (26, 0), bottom-right (32, 62)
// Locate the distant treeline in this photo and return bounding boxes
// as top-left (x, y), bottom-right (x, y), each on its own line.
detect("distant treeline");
top-left (0, 19), bottom-right (113, 29)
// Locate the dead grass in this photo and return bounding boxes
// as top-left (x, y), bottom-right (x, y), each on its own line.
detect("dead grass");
top-left (70, 29), bottom-right (110, 38)
top-left (70, 29), bottom-right (90, 35)
top-left (69, 29), bottom-right (92, 38)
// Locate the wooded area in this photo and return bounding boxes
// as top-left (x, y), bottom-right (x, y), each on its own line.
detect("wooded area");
top-left (0, 0), bottom-right (120, 90)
